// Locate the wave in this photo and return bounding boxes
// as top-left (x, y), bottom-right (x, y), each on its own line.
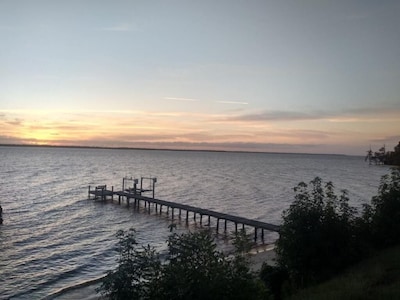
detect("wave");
top-left (41, 276), bottom-right (105, 300)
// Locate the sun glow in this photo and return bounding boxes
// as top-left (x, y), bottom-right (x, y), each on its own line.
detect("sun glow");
top-left (21, 128), bottom-right (60, 144)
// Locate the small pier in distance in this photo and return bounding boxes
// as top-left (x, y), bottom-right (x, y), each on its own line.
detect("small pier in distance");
top-left (88, 177), bottom-right (280, 242)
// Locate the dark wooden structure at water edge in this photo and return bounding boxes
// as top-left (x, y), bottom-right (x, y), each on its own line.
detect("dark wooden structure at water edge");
top-left (88, 177), bottom-right (280, 242)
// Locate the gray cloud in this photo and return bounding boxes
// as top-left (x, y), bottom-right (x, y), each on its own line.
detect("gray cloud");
top-left (5, 118), bottom-right (23, 126)
top-left (369, 135), bottom-right (400, 144)
top-left (226, 110), bottom-right (331, 122)
top-left (224, 104), bottom-right (400, 123)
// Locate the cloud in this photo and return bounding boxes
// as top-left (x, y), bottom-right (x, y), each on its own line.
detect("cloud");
top-left (347, 105), bottom-right (400, 115)
top-left (369, 135), bottom-right (400, 144)
top-left (163, 97), bottom-right (249, 105)
top-left (5, 118), bottom-right (22, 126)
top-left (224, 105), bottom-right (400, 123)
top-left (0, 135), bottom-right (24, 144)
top-left (216, 101), bottom-right (248, 105)
top-left (226, 110), bottom-right (330, 122)
top-left (164, 97), bottom-right (199, 102)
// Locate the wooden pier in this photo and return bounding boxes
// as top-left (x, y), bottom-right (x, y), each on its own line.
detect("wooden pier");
top-left (88, 177), bottom-right (280, 241)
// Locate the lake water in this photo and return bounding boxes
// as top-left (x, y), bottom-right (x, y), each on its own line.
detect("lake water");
top-left (0, 146), bottom-right (390, 299)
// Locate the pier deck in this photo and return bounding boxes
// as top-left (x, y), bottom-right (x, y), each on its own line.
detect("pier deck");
top-left (88, 180), bottom-right (280, 241)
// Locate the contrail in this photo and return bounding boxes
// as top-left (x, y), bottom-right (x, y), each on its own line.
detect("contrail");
top-left (217, 101), bottom-right (248, 105)
top-left (164, 97), bottom-right (199, 102)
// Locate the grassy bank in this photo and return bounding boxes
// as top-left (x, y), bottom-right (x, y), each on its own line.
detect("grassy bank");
top-left (287, 245), bottom-right (400, 300)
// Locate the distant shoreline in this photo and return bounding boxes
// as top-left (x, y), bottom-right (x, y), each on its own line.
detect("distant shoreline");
top-left (0, 143), bottom-right (350, 157)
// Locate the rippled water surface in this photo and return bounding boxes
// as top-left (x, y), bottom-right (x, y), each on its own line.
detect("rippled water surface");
top-left (0, 146), bottom-right (390, 299)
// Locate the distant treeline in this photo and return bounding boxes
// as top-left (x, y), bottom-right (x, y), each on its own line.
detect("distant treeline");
top-left (385, 141), bottom-right (400, 165)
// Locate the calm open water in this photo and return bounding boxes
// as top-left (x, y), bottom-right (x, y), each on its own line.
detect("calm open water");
top-left (0, 146), bottom-right (390, 299)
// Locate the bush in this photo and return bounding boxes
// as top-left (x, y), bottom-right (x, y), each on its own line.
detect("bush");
top-left (260, 264), bottom-right (288, 300)
top-left (276, 177), bottom-right (360, 287)
top-left (97, 228), bottom-right (161, 300)
top-left (154, 230), bottom-right (264, 300)
top-left (365, 168), bottom-right (400, 247)
top-left (98, 228), bottom-right (266, 300)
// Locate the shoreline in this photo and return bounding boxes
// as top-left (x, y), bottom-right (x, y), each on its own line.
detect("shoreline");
top-left (0, 143), bottom-right (351, 157)
top-left (48, 245), bottom-right (276, 300)
top-left (248, 243), bottom-right (277, 272)
top-left (43, 277), bottom-right (106, 300)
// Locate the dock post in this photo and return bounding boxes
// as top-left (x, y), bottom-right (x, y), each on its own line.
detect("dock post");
top-left (200, 214), bottom-right (202, 225)
top-left (193, 212), bottom-right (196, 222)
top-left (172, 208), bottom-right (174, 219)
top-left (261, 229), bottom-right (264, 241)
top-left (118, 195), bottom-right (121, 204)
top-left (254, 228), bottom-right (258, 242)
top-left (152, 178), bottom-right (157, 199)
top-left (111, 186), bottom-right (114, 201)
top-left (186, 210), bottom-right (189, 224)
top-left (133, 180), bottom-right (137, 206)
top-left (179, 209), bottom-right (181, 219)
top-left (208, 215), bottom-right (211, 225)
top-left (224, 220), bottom-right (227, 232)
top-left (235, 222), bottom-right (238, 233)
top-left (216, 218), bottom-right (220, 233)
top-left (88, 186), bottom-right (91, 199)
top-left (160, 205), bottom-right (162, 214)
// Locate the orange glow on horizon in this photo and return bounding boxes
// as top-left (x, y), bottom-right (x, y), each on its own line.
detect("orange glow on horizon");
top-left (1, 108), bottom-right (399, 155)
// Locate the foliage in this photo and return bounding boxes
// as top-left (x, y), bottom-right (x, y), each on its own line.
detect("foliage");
top-left (231, 229), bottom-right (253, 254)
top-left (98, 228), bottom-right (266, 300)
top-left (97, 228), bottom-right (161, 300)
top-left (97, 170), bottom-right (400, 299)
top-left (276, 177), bottom-right (360, 287)
top-left (261, 170), bottom-right (400, 298)
top-left (365, 167), bottom-right (400, 247)
top-left (260, 263), bottom-right (288, 300)
top-left (154, 230), bottom-right (263, 300)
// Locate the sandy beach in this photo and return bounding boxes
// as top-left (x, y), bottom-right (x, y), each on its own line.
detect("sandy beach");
top-left (51, 245), bottom-right (276, 300)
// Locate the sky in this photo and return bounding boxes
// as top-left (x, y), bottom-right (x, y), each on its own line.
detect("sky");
top-left (0, 0), bottom-right (399, 155)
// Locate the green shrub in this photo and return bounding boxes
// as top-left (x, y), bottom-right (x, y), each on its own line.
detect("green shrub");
top-left (98, 228), bottom-right (266, 300)
top-left (276, 177), bottom-right (360, 287)
top-left (154, 230), bottom-right (264, 300)
top-left (97, 228), bottom-right (161, 300)
top-left (366, 167), bottom-right (400, 248)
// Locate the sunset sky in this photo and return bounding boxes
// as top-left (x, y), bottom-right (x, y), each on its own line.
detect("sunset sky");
top-left (1, 1), bottom-right (399, 155)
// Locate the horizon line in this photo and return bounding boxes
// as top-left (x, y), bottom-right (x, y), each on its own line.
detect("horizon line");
top-left (0, 142), bottom-right (352, 157)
